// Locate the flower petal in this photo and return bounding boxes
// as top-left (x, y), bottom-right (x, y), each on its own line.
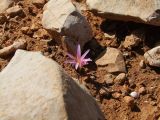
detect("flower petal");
top-left (77, 44), bottom-right (81, 58)
top-left (67, 53), bottom-right (75, 59)
top-left (65, 60), bottom-right (76, 64)
top-left (83, 58), bottom-right (92, 62)
top-left (81, 49), bottom-right (90, 60)
top-left (75, 63), bottom-right (79, 70)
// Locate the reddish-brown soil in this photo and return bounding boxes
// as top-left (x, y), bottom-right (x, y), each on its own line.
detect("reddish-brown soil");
top-left (0, 1), bottom-right (160, 120)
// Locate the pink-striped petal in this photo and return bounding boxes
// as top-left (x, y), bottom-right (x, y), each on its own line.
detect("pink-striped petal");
top-left (77, 44), bottom-right (81, 58)
top-left (81, 49), bottom-right (90, 60)
top-left (83, 58), bottom-right (92, 62)
top-left (65, 60), bottom-right (76, 64)
top-left (67, 53), bottom-right (75, 59)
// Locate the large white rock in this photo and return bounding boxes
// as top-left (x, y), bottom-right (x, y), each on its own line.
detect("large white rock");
top-left (42, 0), bottom-right (92, 54)
top-left (0, 0), bottom-right (13, 13)
top-left (144, 46), bottom-right (160, 67)
top-left (0, 50), bottom-right (104, 120)
top-left (96, 47), bottom-right (126, 73)
top-left (86, 0), bottom-right (160, 26)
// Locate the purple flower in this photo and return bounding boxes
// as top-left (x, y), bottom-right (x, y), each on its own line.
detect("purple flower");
top-left (65, 44), bottom-right (92, 70)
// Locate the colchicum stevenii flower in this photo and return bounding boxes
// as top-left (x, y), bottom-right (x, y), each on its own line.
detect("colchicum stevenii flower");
top-left (65, 44), bottom-right (92, 70)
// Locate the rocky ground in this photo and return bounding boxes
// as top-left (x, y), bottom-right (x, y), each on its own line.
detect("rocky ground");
top-left (0, 0), bottom-right (160, 120)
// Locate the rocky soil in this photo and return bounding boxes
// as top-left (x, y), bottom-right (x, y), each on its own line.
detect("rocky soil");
top-left (0, 0), bottom-right (160, 120)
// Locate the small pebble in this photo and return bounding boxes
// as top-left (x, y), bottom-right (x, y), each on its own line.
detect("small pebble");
top-left (138, 87), bottom-right (146, 95)
top-left (130, 91), bottom-right (139, 98)
top-left (139, 60), bottom-right (146, 69)
top-left (112, 92), bottom-right (121, 99)
top-left (121, 85), bottom-right (130, 96)
top-left (150, 101), bottom-right (157, 106)
top-left (6, 5), bottom-right (25, 17)
top-left (104, 74), bottom-right (115, 85)
top-left (124, 96), bottom-right (134, 106)
top-left (114, 73), bottom-right (126, 85)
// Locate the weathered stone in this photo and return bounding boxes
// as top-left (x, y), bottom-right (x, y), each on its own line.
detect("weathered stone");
top-left (0, 39), bottom-right (27, 57)
top-left (6, 5), bottom-right (25, 17)
top-left (0, 0), bottom-right (13, 13)
top-left (32, 0), bottom-right (45, 8)
top-left (96, 47), bottom-right (126, 73)
top-left (86, 0), bottom-right (160, 26)
top-left (144, 46), bottom-right (160, 67)
top-left (0, 50), bottom-right (104, 120)
top-left (139, 60), bottom-right (146, 69)
top-left (123, 30), bottom-right (144, 49)
top-left (33, 29), bottom-right (49, 39)
top-left (104, 73), bottom-right (115, 85)
top-left (124, 96), bottom-right (134, 106)
top-left (112, 92), bottom-right (121, 99)
top-left (42, 0), bottom-right (92, 54)
top-left (114, 73), bottom-right (126, 85)
top-left (130, 91), bottom-right (139, 98)
top-left (139, 87), bottom-right (146, 95)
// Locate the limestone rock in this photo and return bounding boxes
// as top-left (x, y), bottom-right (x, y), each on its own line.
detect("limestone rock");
top-left (96, 47), bottom-right (126, 73)
top-left (86, 0), bottom-right (160, 26)
top-left (0, 50), bottom-right (104, 120)
top-left (42, 0), bottom-right (92, 54)
top-left (144, 46), bottom-right (160, 67)
top-left (0, 39), bottom-right (27, 57)
top-left (32, 0), bottom-right (45, 8)
top-left (123, 30), bottom-right (144, 49)
top-left (114, 73), bottom-right (126, 85)
top-left (6, 5), bottom-right (25, 17)
top-left (0, 0), bottom-right (13, 13)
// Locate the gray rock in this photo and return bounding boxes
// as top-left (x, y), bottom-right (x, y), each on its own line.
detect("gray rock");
top-left (0, 50), bottom-right (104, 120)
top-left (0, 0), bottom-right (13, 13)
top-left (144, 46), bottom-right (160, 67)
top-left (96, 47), bottom-right (126, 73)
top-left (42, 0), bottom-right (92, 54)
top-left (86, 0), bottom-right (160, 26)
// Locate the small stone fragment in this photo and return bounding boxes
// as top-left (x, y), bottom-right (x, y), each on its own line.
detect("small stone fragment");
top-left (0, 39), bottom-right (27, 57)
top-left (21, 27), bottom-right (31, 34)
top-left (139, 60), bottom-right (146, 69)
top-left (104, 74), bottom-right (115, 85)
top-left (33, 28), bottom-right (49, 39)
top-left (112, 92), bottom-right (121, 99)
top-left (6, 5), bottom-right (25, 17)
top-left (96, 47), bottom-right (126, 73)
top-left (138, 87), bottom-right (146, 95)
top-left (114, 73), bottom-right (126, 85)
top-left (130, 91), bottom-right (139, 98)
top-left (104, 33), bottom-right (115, 39)
top-left (121, 85), bottom-right (130, 96)
top-left (123, 30), bottom-right (143, 49)
top-left (32, 0), bottom-right (45, 8)
top-left (144, 46), bottom-right (160, 67)
top-left (124, 96), bottom-right (134, 106)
